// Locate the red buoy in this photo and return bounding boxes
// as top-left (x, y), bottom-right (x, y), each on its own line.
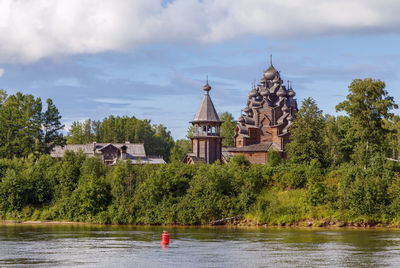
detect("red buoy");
top-left (161, 230), bottom-right (170, 245)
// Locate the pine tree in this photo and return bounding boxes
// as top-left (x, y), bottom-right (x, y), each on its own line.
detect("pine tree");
top-left (41, 98), bottom-right (66, 154)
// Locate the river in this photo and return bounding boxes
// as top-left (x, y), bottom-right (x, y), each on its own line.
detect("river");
top-left (1, 224), bottom-right (400, 267)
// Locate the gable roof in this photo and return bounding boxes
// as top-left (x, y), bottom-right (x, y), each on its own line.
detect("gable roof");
top-left (98, 143), bottom-right (119, 151)
top-left (51, 143), bottom-right (146, 158)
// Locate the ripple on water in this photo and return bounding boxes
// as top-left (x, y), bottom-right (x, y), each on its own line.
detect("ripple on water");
top-left (2, 226), bottom-right (400, 267)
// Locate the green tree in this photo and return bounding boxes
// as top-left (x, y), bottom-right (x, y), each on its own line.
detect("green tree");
top-left (385, 115), bottom-right (400, 160)
top-left (186, 125), bottom-right (195, 139)
top-left (169, 139), bottom-right (191, 162)
top-left (324, 115), bottom-right (354, 165)
top-left (219, 112), bottom-right (236, 147)
top-left (286, 97), bottom-right (326, 164)
top-left (0, 92), bottom-right (42, 158)
top-left (0, 169), bottom-right (28, 211)
top-left (0, 89), bottom-right (7, 105)
top-left (336, 78), bottom-right (398, 168)
top-left (147, 124), bottom-right (175, 161)
top-left (67, 115), bottom-right (174, 160)
top-left (66, 119), bottom-right (95, 144)
top-left (40, 99), bottom-right (66, 154)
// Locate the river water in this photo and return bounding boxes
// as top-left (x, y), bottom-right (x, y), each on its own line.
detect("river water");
top-left (1, 224), bottom-right (400, 267)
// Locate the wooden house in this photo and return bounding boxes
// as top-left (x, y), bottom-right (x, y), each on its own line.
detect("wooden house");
top-left (51, 142), bottom-right (165, 165)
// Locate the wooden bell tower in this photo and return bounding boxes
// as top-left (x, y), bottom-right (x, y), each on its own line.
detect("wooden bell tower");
top-left (183, 80), bottom-right (222, 164)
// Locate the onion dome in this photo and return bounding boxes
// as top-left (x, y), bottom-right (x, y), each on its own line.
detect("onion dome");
top-left (277, 86), bottom-right (287, 98)
top-left (238, 116), bottom-right (245, 125)
top-left (248, 88), bottom-right (257, 98)
top-left (203, 81), bottom-right (211, 92)
top-left (288, 88), bottom-right (296, 98)
top-left (260, 88), bottom-right (269, 97)
top-left (282, 103), bottom-right (290, 113)
top-left (264, 64), bottom-right (279, 80)
top-left (287, 114), bottom-right (294, 121)
top-left (272, 76), bottom-right (280, 83)
top-left (244, 106), bottom-right (252, 113)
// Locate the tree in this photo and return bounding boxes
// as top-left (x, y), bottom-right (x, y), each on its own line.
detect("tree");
top-left (324, 115), bottom-right (354, 165)
top-left (384, 115), bottom-right (400, 160)
top-left (286, 97), bottom-right (326, 164)
top-left (336, 79), bottom-right (398, 168)
top-left (0, 89), bottom-right (6, 105)
top-left (169, 139), bottom-right (191, 162)
top-left (40, 99), bottom-right (66, 154)
top-left (0, 92), bottom-right (43, 158)
top-left (66, 120), bottom-right (95, 144)
top-left (147, 124), bottom-right (175, 161)
top-left (67, 116), bottom-right (174, 160)
top-left (219, 112), bottom-right (236, 147)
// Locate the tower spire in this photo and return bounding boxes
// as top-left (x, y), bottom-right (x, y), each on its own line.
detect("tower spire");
top-left (203, 75), bottom-right (211, 93)
top-left (270, 54), bottom-right (273, 66)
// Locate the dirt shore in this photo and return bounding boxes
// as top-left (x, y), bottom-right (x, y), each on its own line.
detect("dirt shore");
top-left (1, 219), bottom-right (399, 229)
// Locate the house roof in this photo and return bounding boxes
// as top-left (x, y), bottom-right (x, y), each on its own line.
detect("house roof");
top-left (51, 143), bottom-right (147, 158)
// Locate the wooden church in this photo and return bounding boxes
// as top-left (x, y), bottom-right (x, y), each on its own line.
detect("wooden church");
top-left (184, 57), bottom-right (297, 164)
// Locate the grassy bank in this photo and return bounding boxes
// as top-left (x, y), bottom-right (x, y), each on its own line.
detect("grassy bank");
top-left (1, 153), bottom-right (400, 226)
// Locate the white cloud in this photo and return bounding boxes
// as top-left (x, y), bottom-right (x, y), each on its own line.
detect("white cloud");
top-left (0, 0), bottom-right (399, 63)
top-left (0, 68), bottom-right (4, 77)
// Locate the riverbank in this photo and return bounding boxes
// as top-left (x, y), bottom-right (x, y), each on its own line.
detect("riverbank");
top-left (1, 219), bottom-right (400, 229)
top-left (1, 155), bottom-right (400, 227)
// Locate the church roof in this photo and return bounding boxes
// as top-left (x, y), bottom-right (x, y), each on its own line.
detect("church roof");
top-left (191, 81), bottom-right (220, 123)
top-left (223, 142), bottom-right (282, 152)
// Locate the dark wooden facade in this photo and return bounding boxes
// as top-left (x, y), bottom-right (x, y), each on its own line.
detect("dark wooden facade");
top-left (224, 59), bottom-right (297, 164)
top-left (183, 81), bottom-right (222, 164)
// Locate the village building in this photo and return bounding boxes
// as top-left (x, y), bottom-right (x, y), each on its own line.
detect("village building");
top-left (51, 142), bottom-right (165, 165)
top-left (183, 81), bottom-right (223, 164)
top-left (223, 58), bottom-right (298, 164)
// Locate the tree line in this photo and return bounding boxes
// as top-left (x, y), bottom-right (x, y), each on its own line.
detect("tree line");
top-left (0, 90), bottom-right (65, 159)
top-left (0, 89), bottom-right (237, 162)
top-left (1, 78), bottom-right (400, 226)
top-left (67, 116), bottom-right (175, 161)
top-left (287, 78), bottom-right (399, 170)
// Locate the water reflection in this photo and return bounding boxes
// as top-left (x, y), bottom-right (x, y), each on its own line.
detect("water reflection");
top-left (1, 225), bottom-right (400, 267)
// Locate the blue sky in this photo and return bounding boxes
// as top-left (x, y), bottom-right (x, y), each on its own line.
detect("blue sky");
top-left (0, 0), bottom-right (400, 139)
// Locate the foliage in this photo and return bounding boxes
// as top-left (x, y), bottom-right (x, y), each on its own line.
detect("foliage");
top-left (324, 115), bottom-right (354, 165)
top-left (0, 89), bottom-right (7, 105)
top-left (1, 79), bottom-right (400, 226)
top-left (40, 99), bottom-right (66, 154)
top-left (0, 92), bottom-right (65, 159)
top-left (169, 139), bottom-right (191, 163)
top-left (0, 152), bottom-right (399, 225)
top-left (336, 78), bottom-right (398, 168)
top-left (66, 119), bottom-right (95, 144)
top-left (67, 116), bottom-right (174, 161)
top-left (286, 97), bottom-right (326, 165)
top-left (385, 115), bottom-right (400, 160)
top-left (219, 112), bottom-right (236, 147)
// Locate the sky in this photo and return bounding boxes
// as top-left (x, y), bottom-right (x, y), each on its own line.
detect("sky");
top-left (0, 0), bottom-right (400, 139)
